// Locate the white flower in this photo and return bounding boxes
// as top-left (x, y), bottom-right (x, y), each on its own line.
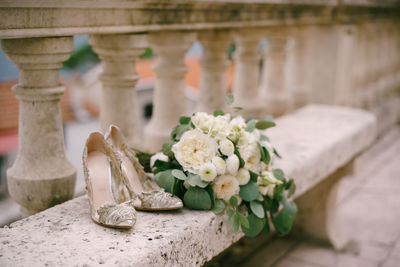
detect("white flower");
top-left (239, 142), bottom-right (261, 173)
top-left (192, 112), bottom-right (214, 134)
top-left (228, 116), bottom-right (246, 142)
top-left (234, 195), bottom-right (242, 206)
top-left (259, 184), bottom-right (275, 198)
top-left (226, 154), bottom-right (240, 175)
top-left (236, 168), bottom-right (250, 185)
top-left (219, 139), bottom-right (234, 156)
top-left (212, 174), bottom-right (240, 201)
top-left (212, 156), bottom-right (226, 175)
top-left (199, 162), bottom-right (217, 182)
top-left (209, 115), bottom-right (231, 141)
top-left (172, 129), bottom-right (217, 173)
top-left (150, 152), bottom-right (169, 168)
top-left (260, 171), bottom-right (283, 185)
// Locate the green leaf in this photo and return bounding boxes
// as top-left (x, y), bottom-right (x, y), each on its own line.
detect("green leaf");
top-left (154, 170), bottom-right (175, 194)
top-left (273, 169), bottom-right (285, 181)
top-left (238, 213), bottom-right (250, 229)
top-left (261, 213), bottom-right (271, 236)
top-left (259, 135), bottom-right (270, 142)
top-left (234, 148), bottom-right (245, 168)
top-left (272, 201), bottom-right (298, 236)
top-left (229, 196), bottom-right (238, 208)
top-left (239, 182), bottom-right (259, 202)
top-left (256, 193), bottom-right (264, 202)
top-left (246, 116), bottom-right (255, 123)
top-left (263, 115), bottom-right (274, 122)
top-left (161, 141), bottom-right (175, 159)
top-left (206, 184), bottom-right (215, 207)
top-left (273, 148), bottom-right (282, 159)
top-left (183, 187), bottom-right (212, 210)
top-left (213, 110), bottom-right (225, 116)
top-left (242, 213), bottom-right (266, 237)
top-left (187, 173), bottom-right (209, 188)
top-left (171, 124), bottom-right (192, 141)
top-left (249, 171), bottom-right (258, 183)
top-left (255, 120), bottom-right (276, 130)
top-left (211, 199), bottom-right (226, 214)
top-left (225, 93), bottom-right (234, 105)
top-left (179, 116), bottom-right (191, 125)
top-left (250, 201), bottom-right (265, 219)
top-left (230, 213), bottom-right (240, 232)
top-left (227, 208), bottom-right (235, 220)
top-left (288, 180), bottom-right (296, 198)
top-left (233, 106), bottom-right (243, 111)
top-left (245, 119), bottom-right (256, 132)
top-left (171, 169), bottom-right (187, 181)
top-left (270, 199), bottom-right (280, 213)
top-left (258, 143), bottom-right (271, 165)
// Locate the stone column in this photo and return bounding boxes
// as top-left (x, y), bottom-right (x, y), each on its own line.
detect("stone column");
top-left (2, 37), bottom-right (76, 217)
top-left (293, 161), bottom-right (353, 250)
top-left (197, 30), bottom-right (232, 113)
top-left (89, 34), bottom-right (146, 147)
top-left (259, 28), bottom-right (291, 117)
top-left (143, 32), bottom-right (195, 152)
top-left (286, 26), bottom-right (311, 110)
top-left (232, 29), bottom-right (264, 118)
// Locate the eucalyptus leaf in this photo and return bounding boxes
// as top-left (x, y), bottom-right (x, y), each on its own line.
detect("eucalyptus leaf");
top-left (239, 182), bottom-right (259, 202)
top-left (255, 120), bottom-right (276, 130)
top-left (249, 171), bottom-right (258, 183)
top-left (250, 201), bottom-right (265, 219)
top-left (272, 201), bottom-right (297, 236)
top-left (259, 135), bottom-right (270, 142)
top-left (183, 187), bottom-right (212, 210)
top-left (171, 124), bottom-right (192, 141)
top-left (229, 196), bottom-right (238, 208)
top-left (263, 115), bottom-right (274, 122)
top-left (245, 119), bottom-right (256, 132)
top-left (273, 148), bottom-right (282, 159)
top-left (227, 208), bottom-right (235, 220)
top-left (187, 173), bottom-right (209, 188)
top-left (206, 184), bottom-right (215, 207)
top-left (154, 170), bottom-right (175, 194)
top-left (231, 213), bottom-right (240, 232)
top-left (211, 199), bottom-right (226, 214)
top-left (233, 106), bottom-right (243, 111)
top-left (256, 193), bottom-right (264, 202)
top-left (179, 116), bottom-right (191, 125)
top-left (225, 93), bottom-right (234, 105)
top-left (161, 141), bottom-right (175, 159)
top-left (213, 110), bottom-right (225, 116)
top-left (273, 169), bottom-right (285, 181)
top-left (171, 169), bottom-right (187, 181)
top-left (238, 213), bottom-right (250, 228)
top-left (288, 180), bottom-right (296, 198)
top-left (241, 213), bottom-right (266, 237)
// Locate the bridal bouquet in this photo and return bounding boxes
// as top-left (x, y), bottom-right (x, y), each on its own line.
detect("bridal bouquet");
top-left (149, 98), bottom-right (297, 237)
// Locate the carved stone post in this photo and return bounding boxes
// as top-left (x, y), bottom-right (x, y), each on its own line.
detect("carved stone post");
top-left (232, 29), bottom-right (264, 118)
top-left (286, 26), bottom-right (311, 109)
top-left (293, 161), bottom-right (353, 250)
top-left (2, 37), bottom-right (76, 217)
top-left (259, 28), bottom-right (291, 117)
top-left (143, 32), bottom-right (195, 152)
top-left (197, 30), bottom-right (232, 113)
top-left (90, 34), bottom-right (146, 147)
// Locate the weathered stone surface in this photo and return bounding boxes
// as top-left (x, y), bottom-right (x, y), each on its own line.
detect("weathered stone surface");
top-left (0, 105), bottom-right (376, 266)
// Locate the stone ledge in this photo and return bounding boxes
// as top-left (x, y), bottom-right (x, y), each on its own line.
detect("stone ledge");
top-left (0, 104), bottom-right (376, 266)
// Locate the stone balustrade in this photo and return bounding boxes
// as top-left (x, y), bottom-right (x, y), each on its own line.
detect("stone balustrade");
top-left (0, 0), bottom-right (400, 222)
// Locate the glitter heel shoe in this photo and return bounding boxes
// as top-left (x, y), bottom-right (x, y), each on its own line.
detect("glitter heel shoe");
top-left (83, 132), bottom-right (136, 228)
top-left (105, 125), bottom-right (183, 211)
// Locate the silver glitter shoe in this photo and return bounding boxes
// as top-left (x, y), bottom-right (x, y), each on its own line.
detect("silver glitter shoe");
top-left (83, 132), bottom-right (136, 228)
top-left (105, 125), bottom-right (183, 211)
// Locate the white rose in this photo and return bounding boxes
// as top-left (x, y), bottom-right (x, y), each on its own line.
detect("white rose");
top-left (212, 156), bottom-right (226, 175)
top-left (236, 168), bottom-right (250, 185)
top-left (150, 152), bottom-right (169, 168)
top-left (199, 162), bottom-right (217, 182)
top-left (212, 174), bottom-right (240, 201)
top-left (226, 154), bottom-right (240, 175)
top-left (172, 129), bottom-right (217, 173)
top-left (192, 112), bottom-right (213, 134)
top-left (219, 139), bottom-right (234, 156)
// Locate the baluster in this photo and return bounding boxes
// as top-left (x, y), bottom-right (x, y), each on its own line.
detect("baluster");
top-left (143, 32), bottom-right (195, 152)
top-left (197, 30), bottom-right (232, 113)
top-left (259, 28), bottom-right (291, 117)
top-left (232, 29), bottom-right (264, 118)
top-left (2, 37), bottom-right (76, 217)
top-left (90, 34), bottom-right (146, 147)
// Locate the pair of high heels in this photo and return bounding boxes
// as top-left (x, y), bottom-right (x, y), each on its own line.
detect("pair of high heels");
top-left (83, 125), bottom-right (183, 229)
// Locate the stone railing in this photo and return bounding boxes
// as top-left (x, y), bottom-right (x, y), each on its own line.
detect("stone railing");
top-left (0, 0), bottom-right (400, 218)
